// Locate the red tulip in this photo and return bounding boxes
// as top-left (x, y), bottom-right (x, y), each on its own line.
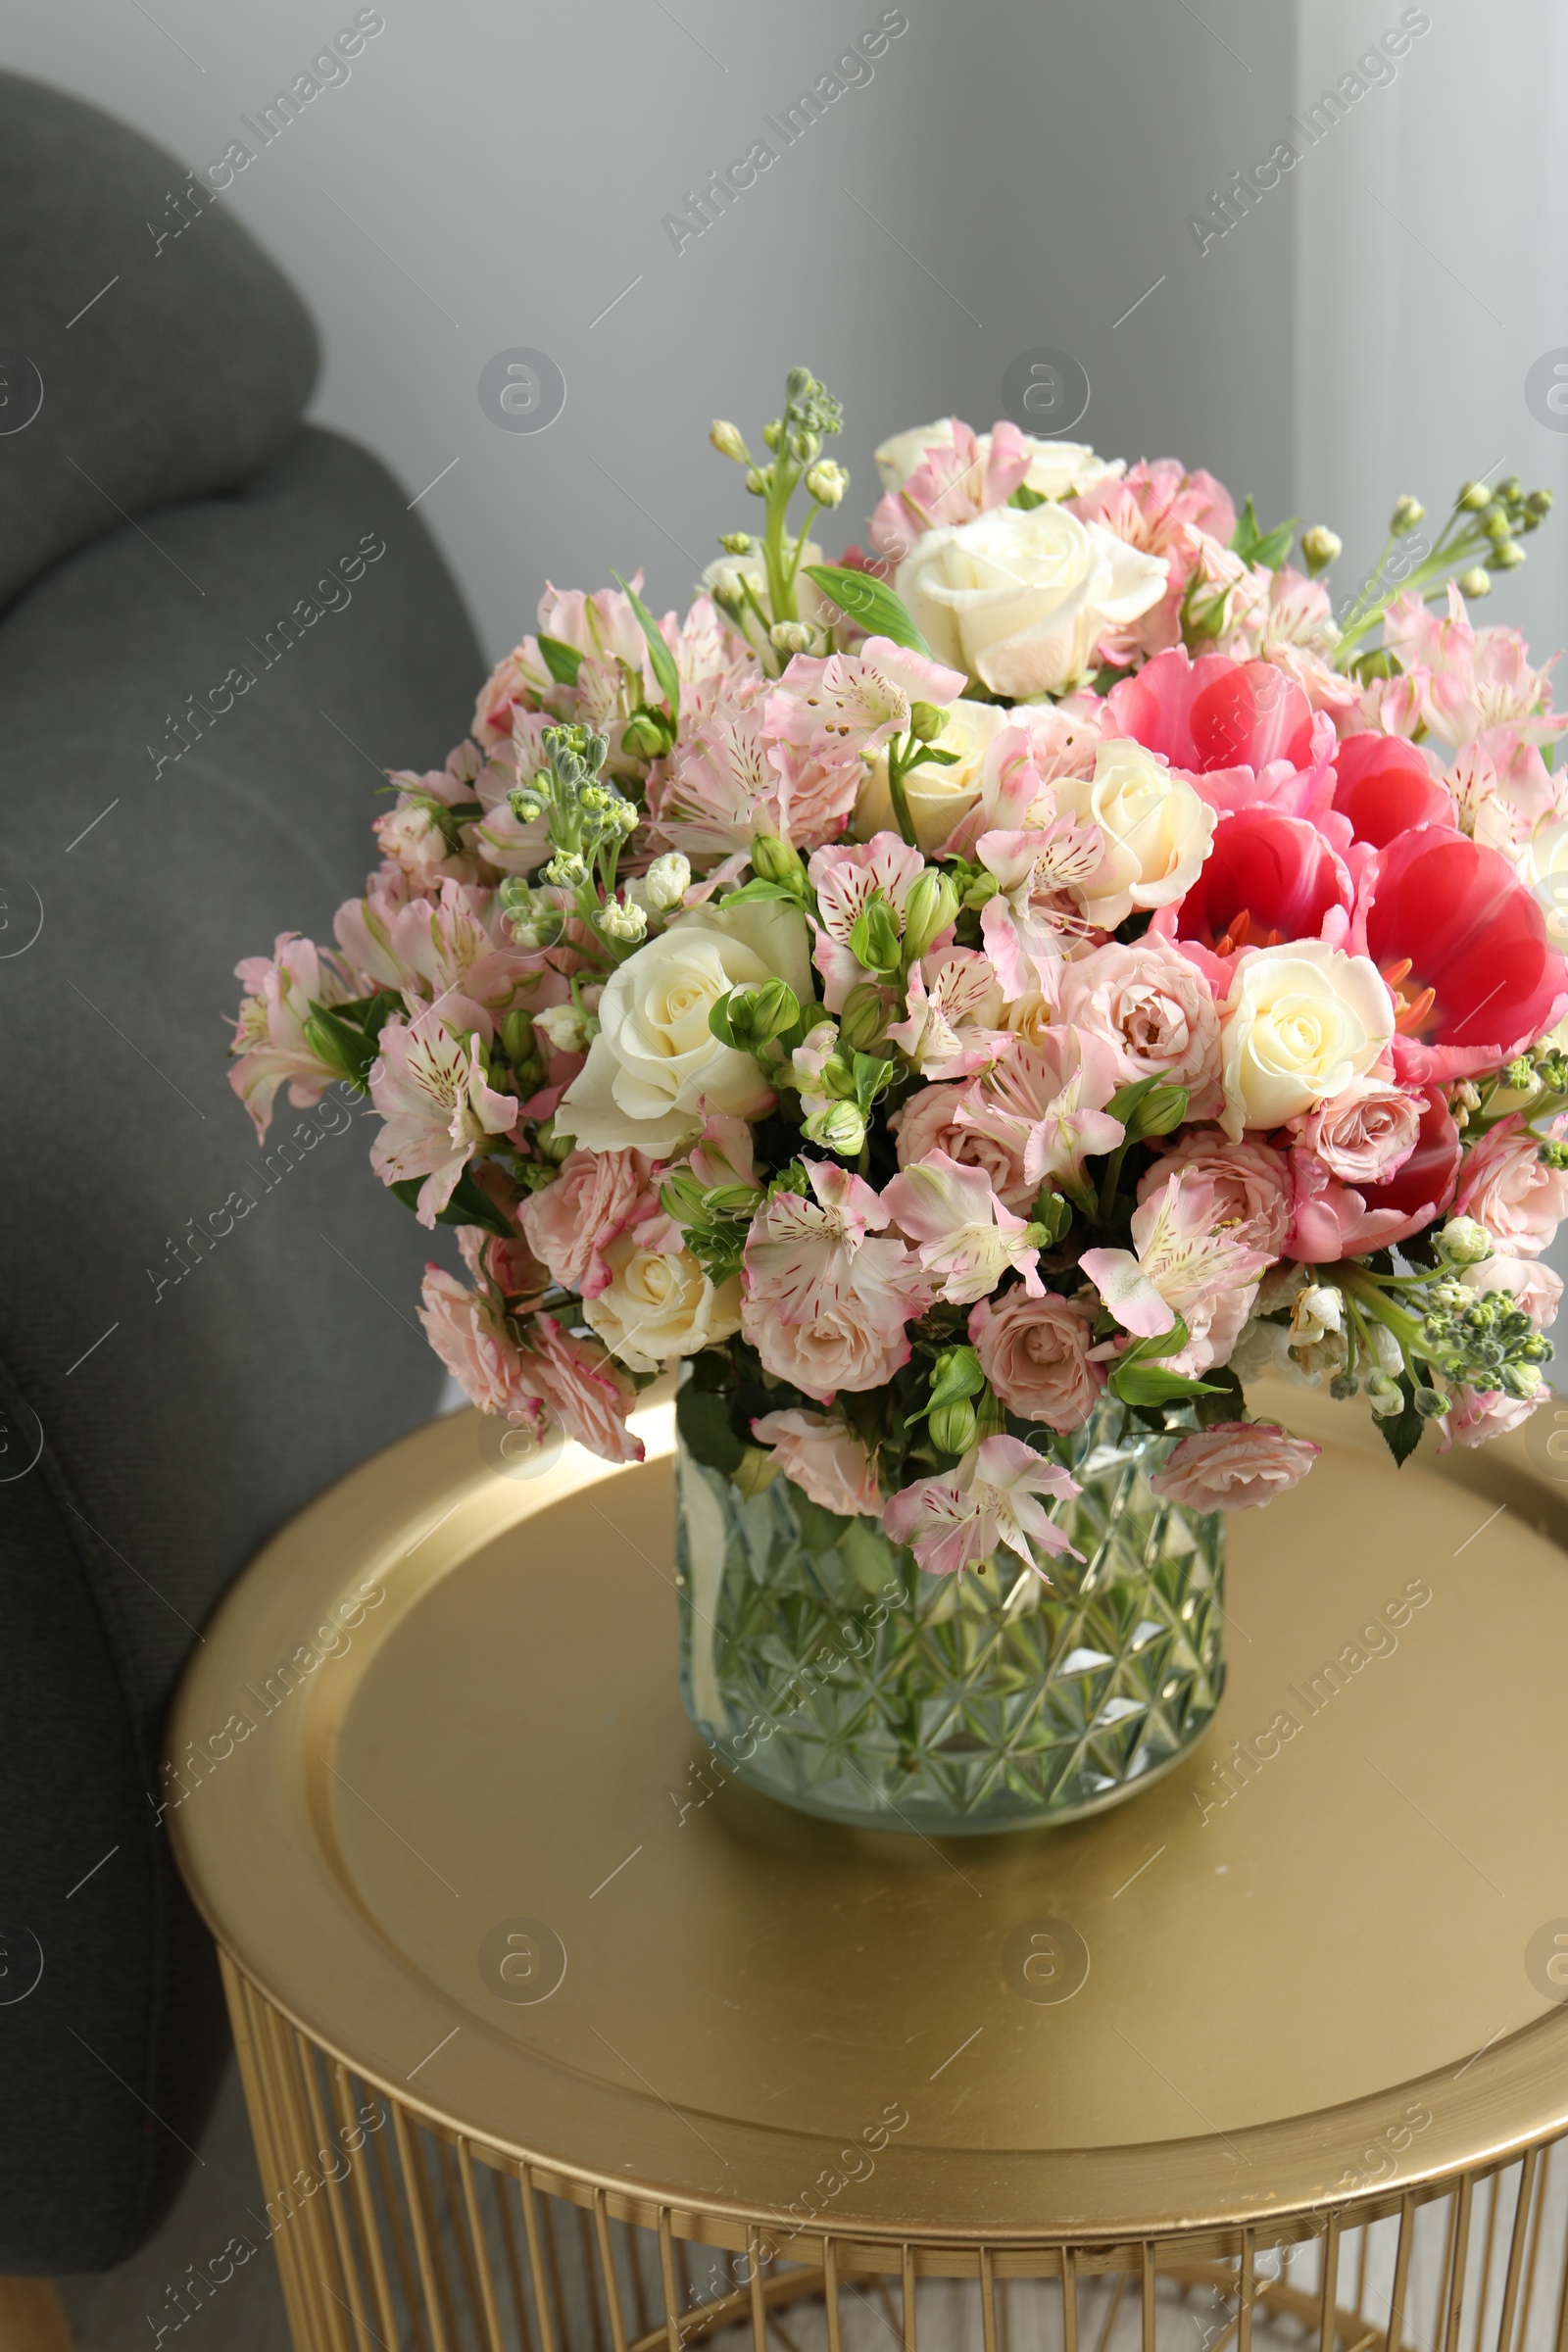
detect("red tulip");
top-left (1355, 825), bottom-right (1568, 1081)
top-left (1163, 808), bottom-right (1352, 957)
top-left (1332, 735), bottom-right (1452, 849)
top-left (1107, 647), bottom-right (1315, 776)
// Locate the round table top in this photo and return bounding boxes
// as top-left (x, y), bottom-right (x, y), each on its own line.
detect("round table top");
top-left (170, 1379), bottom-right (1568, 2247)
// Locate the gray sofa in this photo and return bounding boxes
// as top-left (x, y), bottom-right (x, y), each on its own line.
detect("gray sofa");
top-left (0, 69), bottom-right (480, 2272)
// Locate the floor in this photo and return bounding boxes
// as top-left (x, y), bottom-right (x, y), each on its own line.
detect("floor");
top-left (57, 2056), bottom-right (291, 2351)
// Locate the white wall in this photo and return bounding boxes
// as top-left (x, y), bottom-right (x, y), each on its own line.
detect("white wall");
top-left (4, 0), bottom-right (1296, 660)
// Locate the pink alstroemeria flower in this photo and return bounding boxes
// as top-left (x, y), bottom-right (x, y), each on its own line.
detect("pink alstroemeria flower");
top-left (807, 831), bottom-right (929, 1009)
top-left (954, 1030), bottom-right (1126, 1200)
top-left (229, 931), bottom-right (360, 1139)
top-left (977, 822), bottom-right (1104, 998)
top-left (882, 1152), bottom-right (1045, 1305)
top-left (1080, 1169), bottom-right (1270, 1376)
top-left (887, 946), bottom-right (1006, 1077)
top-left (369, 1016), bottom-right (520, 1227)
top-left (883, 1435), bottom-right (1083, 1579)
top-left (741, 1158), bottom-right (926, 1332)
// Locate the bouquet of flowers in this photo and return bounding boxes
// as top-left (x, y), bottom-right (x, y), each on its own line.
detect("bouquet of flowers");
top-left (229, 368), bottom-right (1568, 1575)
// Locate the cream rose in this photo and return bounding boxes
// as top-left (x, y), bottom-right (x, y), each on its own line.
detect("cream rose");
top-left (853, 697), bottom-right (1009, 853)
top-left (873, 420), bottom-right (1122, 502)
top-left (1054, 739), bottom-right (1217, 929)
top-left (896, 505), bottom-right (1167, 699)
top-left (557, 901), bottom-right (812, 1154)
top-left (1218, 942), bottom-right (1396, 1142)
top-left (582, 1236), bottom-right (741, 1374)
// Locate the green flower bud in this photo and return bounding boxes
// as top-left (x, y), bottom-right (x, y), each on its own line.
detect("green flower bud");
top-left (785, 366), bottom-right (814, 401)
top-left (710, 419), bottom-right (749, 463)
top-left (760, 419), bottom-right (783, 452)
top-left (621, 710), bottom-right (673, 761)
top-left (770, 621), bottom-right (816, 658)
top-left (1497, 474), bottom-right (1522, 502)
top-left (902, 868), bottom-right (960, 965)
top-left (751, 833), bottom-right (806, 889)
top-left (906, 701), bottom-right (946, 744)
top-left (803, 1100), bottom-right (866, 1156)
top-left (532, 1117), bottom-right (575, 1166)
top-left (1457, 480), bottom-right (1493, 512)
top-left (1300, 524), bottom-right (1342, 577)
top-left (500, 1009), bottom-right (538, 1069)
top-left (717, 531), bottom-right (755, 555)
top-left (1492, 539), bottom-right (1526, 570)
top-left (849, 893), bottom-right (903, 975)
top-left (1413, 1385), bottom-right (1447, 1419)
top-left (1366, 1371), bottom-right (1404, 1417)
top-left (839, 982), bottom-right (891, 1054)
top-left (660, 1171), bottom-right (709, 1224)
top-left (744, 467), bottom-right (767, 497)
top-left (1031, 1189), bottom-right (1073, 1246)
top-left (746, 977), bottom-right (802, 1048)
top-left (931, 1397), bottom-right (978, 1456)
top-left (1390, 495), bottom-right (1425, 533)
top-left (1330, 1369), bottom-right (1360, 1400)
top-left (1456, 567), bottom-right (1493, 600)
top-left (1482, 505), bottom-right (1512, 543)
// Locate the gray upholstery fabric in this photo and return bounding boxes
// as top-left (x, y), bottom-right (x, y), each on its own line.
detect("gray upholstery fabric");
top-left (0, 70), bottom-right (319, 612)
top-left (0, 421), bottom-right (481, 2270)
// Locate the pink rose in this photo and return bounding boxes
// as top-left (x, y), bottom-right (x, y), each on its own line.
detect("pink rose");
top-left (751, 1410), bottom-right (882, 1517)
top-left (520, 1313), bottom-right (645, 1465)
top-left (521, 1147), bottom-right (661, 1298)
top-left (1150, 1421), bottom-right (1320, 1513)
top-left (968, 1290), bottom-right (1105, 1431)
top-left (1288, 1078), bottom-right (1423, 1186)
top-left (1285, 1083), bottom-right (1460, 1262)
top-left (1461, 1253), bottom-right (1564, 1331)
top-left (892, 1083), bottom-right (1029, 1208)
top-left (1054, 938), bottom-right (1222, 1116)
top-left (745, 1302), bottom-right (915, 1403)
top-left (419, 1265), bottom-right (537, 1420)
top-left (1453, 1115), bottom-right (1568, 1258)
top-left (1438, 1383), bottom-right (1546, 1452)
top-left (1137, 1128), bottom-right (1292, 1253)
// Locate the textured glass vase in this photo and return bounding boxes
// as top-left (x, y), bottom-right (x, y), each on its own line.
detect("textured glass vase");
top-left (675, 1398), bottom-right (1225, 1836)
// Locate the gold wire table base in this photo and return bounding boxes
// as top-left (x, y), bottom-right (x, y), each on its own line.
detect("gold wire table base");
top-left (224, 1947), bottom-right (1568, 2352)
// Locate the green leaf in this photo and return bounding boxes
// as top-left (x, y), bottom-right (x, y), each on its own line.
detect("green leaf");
top-left (304, 1002), bottom-right (378, 1091)
top-left (1109, 1364), bottom-right (1222, 1406)
top-left (386, 1167), bottom-right (515, 1240)
top-left (536, 633), bottom-right (583, 688)
top-left (1229, 495), bottom-right (1300, 572)
top-left (675, 1384), bottom-right (746, 1477)
top-left (803, 564), bottom-right (933, 657)
top-left (718, 877), bottom-right (811, 910)
top-left (1114, 1314), bottom-right (1193, 1370)
top-left (792, 1491), bottom-right (853, 1555)
top-left (1376, 1371), bottom-right (1427, 1468)
top-left (612, 573), bottom-right (681, 716)
top-left (1008, 485), bottom-right (1048, 511)
top-left (1106, 1073), bottom-right (1161, 1128)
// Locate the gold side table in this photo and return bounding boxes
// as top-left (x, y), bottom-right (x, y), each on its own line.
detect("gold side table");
top-left (168, 1382), bottom-right (1568, 2352)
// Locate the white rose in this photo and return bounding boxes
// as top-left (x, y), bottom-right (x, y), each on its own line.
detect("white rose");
top-left (1055, 739), bottom-right (1217, 929)
top-left (896, 505), bottom-right (1167, 699)
top-left (555, 900), bottom-right (812, 1153)
top-left (583, 1237), bottom-right (742, 1373)
top-left (873, 419), bottom-right (1122, 501)
top-left (853, 698), bottom-right (1009, 853)
top-left (1218, 941), bottom-right (1396, 1142)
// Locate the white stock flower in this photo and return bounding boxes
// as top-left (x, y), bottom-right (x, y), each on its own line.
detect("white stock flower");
top-left (896, 505), bottom-right (1167, 699)
top-left (1218, 942), bottom-right (1396, 1142)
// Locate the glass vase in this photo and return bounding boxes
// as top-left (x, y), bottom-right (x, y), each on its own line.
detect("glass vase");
top-left (675, 1397), bottom-right (1225, 1836)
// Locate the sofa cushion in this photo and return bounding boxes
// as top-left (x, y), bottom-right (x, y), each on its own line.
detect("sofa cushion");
top-left (0, 69), bottom-right (318, 613)
top-left (0, 421), bottom-right (480, 2269)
